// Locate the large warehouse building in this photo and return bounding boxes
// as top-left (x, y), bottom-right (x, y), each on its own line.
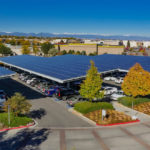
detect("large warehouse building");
top-left (0, 54), bottom-right (150, 84)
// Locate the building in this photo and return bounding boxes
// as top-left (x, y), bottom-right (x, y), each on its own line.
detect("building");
top-left (56, 43), bottom-right (124, 55)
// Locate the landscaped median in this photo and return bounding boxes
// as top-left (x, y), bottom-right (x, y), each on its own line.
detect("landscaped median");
top-left (73, 101), bottom-right (139, 126)
top-left (0, 113), bottom-right (34, 131)
top-left (119, 97), bottom-right (150, 116)
top-left (0, 92), bottom-right (34, 131)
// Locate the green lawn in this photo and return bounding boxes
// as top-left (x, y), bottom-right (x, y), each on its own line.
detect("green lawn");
top-left (74, 101), bottom-right (114, 114)
top-left (0, 113), bottom-right (33, 128)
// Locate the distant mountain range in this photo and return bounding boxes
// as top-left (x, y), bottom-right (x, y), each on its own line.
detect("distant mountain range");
top-left (0, 32), bottom-right (150, 41)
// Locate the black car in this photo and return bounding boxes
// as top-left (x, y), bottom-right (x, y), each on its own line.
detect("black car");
top-left (54, 88), bottom-right (76, 100)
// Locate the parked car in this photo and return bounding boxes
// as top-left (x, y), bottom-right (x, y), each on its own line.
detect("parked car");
top-left (44, 86), bottom-right (60, 96)
top-left (54, 88), bottom-right (76, 100)
top-left (26, 78), bottom-right (37, 84)
top-left (110, 76), bottom-right (117, 81)
top-left (115, 78), bottom-right (124, 84)
top-left (104, 77), bottom-right (111, 81)
top-left (0, 90), bottom-right (7, 106)
top-left (103, 87), bottom-right (118, 95)
top-left (111, 90), bottom-right (125, 100)
top-left (30, 80), bottom-right (40, 87)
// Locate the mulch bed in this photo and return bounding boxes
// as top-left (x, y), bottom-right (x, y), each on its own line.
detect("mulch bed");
top-left (134, 102), bottom-right (150, 115)
top-left (84, 110), bottom-right (135, 125)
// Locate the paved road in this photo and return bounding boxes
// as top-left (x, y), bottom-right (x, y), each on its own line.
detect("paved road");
top-left (0, 77), bottom-right (92, 127)
top-left (1, 122), bottom-right (150, 150)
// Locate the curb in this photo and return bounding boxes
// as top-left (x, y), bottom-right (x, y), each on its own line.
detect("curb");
top-left (0, 119), bottom-right (37, 132)
top-left (116, 102), bottom-right (150, 120)
top-left (96, 120), bottom-right (140, 126)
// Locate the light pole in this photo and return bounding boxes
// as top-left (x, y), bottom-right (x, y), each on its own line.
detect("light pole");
top-left (8, 105), bottom-right (10, 126)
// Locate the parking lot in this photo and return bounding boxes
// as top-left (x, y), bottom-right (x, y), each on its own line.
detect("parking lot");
top-left (0, 77), bottom-right (92, 127)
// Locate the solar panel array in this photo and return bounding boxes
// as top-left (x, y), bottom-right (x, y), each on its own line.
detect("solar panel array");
top-left (0, 54), bottom-right (150, 83)
top-left (0, 66), bottom-right (15, 78)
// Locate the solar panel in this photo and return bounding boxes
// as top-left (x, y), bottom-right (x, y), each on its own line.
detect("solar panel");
top-left (0, 54), bottom-right (150, 83)
top-left (0, 66), bottom-right (15, 78)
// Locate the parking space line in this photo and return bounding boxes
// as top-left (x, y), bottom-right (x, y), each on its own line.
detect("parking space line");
top-left (120, 127), bottom-right (150, 150)
top-left (92, 130), bottom-right (110, 150)
top-left (60, 130), bottom-right (66, 150)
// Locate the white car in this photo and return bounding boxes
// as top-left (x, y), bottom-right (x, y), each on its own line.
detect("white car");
top-left (103, 87), bottom-right (118, 95)
top-left (26, 78), bottom-right (36, 84)
top-left (104, 77), bottom-right (111, 81)
top-left (115, 78), bottom-right (124, 84)
top-left (111, 90), bottom-right (125, 100)
top-left (110, 77), bottom-right (117, 81)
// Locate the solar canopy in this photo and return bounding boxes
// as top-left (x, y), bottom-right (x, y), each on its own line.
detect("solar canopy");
top-left (0, 54), bottom-right (150, 83)
top-left (0, 66), bottom-right (15, 78)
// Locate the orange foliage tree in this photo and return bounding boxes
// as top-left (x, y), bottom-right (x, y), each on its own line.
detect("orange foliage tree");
top-left (122, 63), bottom-right (150, 97)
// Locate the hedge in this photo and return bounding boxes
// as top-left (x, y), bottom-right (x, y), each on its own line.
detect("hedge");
top-left (74, 101), bottom-right (114, 114)
top-left (118, 97), bottom-right (150, 107)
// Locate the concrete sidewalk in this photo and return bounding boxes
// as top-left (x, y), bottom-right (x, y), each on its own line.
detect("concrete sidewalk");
top-left (112, 101), bottom-right (150, 123)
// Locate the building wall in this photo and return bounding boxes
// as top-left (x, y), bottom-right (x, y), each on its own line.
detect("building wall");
top-left (98, 46), bottom-right (124, 55)
top-left (103, 40), bottom-right (119, 46)
top-left (59, 44), bottom-right (97, 55)
top-left (57, 44), bottom-right (124, 55)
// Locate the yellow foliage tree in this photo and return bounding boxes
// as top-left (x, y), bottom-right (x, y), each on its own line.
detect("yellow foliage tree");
top-left (22, 45), bottom-right (30, 54)
top-left (122, 63), bottom-right (150, 97)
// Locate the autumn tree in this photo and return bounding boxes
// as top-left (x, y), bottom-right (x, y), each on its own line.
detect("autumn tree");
top-left (22, 45), bottom-right (30, 54)
top-left (79, 60), bottom-right (104, 101)
top-left (3, 93), bottom-right (31, 116)
top-left (33, 45), bottom-right (39, 56)
top-left (122, 63), bottom-right (150, 97)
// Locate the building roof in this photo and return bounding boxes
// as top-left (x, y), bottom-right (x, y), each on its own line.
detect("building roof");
top-left (0, 54), bottom-right (150, 83)
top-left (0, 66), bottom-right (15, 78)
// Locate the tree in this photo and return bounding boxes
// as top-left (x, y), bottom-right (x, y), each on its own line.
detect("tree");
top-left (127, 40), bottom-right (130, 48)
top-left (89, 52), bottom-right (97, 56)
top-left (79, 60), bottom-right (104, 101)
top-left (122, 63), bottom-right (150, 97)
top-left (76, 51), bottom-right (81, 55)
top-left (81, 51), bottom-right (86, 55)
top-left (22, 45), bottom-right (30, 54)
top-left (33, 45), bottom-right (39, 56)
top-left (41, 42), bottom-right (54, 56)
top-left (61, 50), bottom-right (67, 55)
top-left (3, 93), bottom-right (31, 116)
top-left (0, 44), bottom-right (13, 56)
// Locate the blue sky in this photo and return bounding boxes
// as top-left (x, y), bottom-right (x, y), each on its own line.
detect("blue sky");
top-left (0, 0), bottom-right (150, 36)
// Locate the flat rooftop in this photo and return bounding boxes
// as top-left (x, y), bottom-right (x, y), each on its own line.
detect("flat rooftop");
top-left (0, 54), bottom-right (150, 83)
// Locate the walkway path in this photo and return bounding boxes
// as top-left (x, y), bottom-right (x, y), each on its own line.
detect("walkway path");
top-left (112, 101), bottom-right (150, 123)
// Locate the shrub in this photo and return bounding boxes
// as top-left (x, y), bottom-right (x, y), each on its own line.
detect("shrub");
top-left (3, 92), bottom-right (31, 116)
top-left (118, 97), bottom-right (150, 107)
top-left (74, 101), bottom-right (114, 114)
